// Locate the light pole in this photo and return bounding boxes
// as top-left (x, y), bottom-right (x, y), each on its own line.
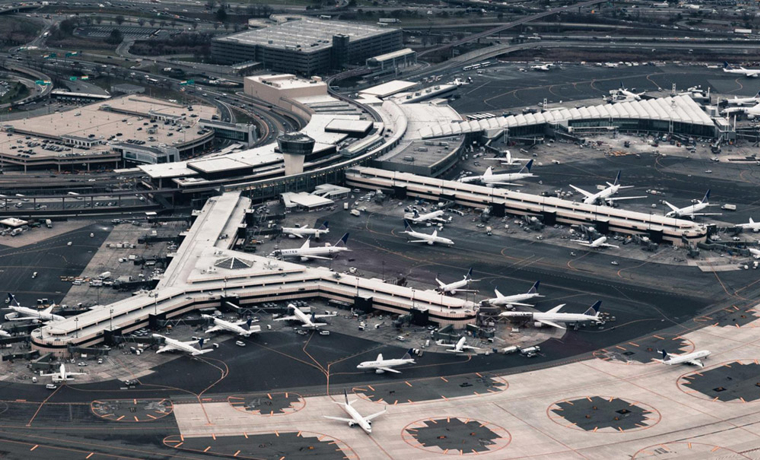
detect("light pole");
top-left (153, 291), bottom-right (158, 315)
top-left (110, 308), bottom-right (114, 331)
top-left (74, 317), bottom-right (79, 338)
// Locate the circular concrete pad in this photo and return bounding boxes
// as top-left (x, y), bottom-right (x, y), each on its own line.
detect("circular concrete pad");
top-left (679, 360), bottom-right (760, 403)
top-left (91, 398), bottom-right (173, 422)
top-left (548, 396), bottom-right (661, 432)
top-left (227, 392), bottom-right (305, 416)
top-left (633, 441), bottom-right (750, 459)
top-left (402, 416), bottom-right (511, 456)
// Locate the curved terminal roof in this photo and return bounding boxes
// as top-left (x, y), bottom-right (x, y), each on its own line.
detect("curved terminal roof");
top-left (419, 95), bottom-right (715, 139)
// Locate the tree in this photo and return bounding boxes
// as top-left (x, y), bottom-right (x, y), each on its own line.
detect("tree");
top-left (115, 15), bottom-right (125, 25)
top-left (105, 28), bottom-right (123, 44)
top-left (216, 7), bottom-right (227, 22)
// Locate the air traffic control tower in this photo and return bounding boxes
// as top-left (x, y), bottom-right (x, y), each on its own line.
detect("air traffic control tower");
top-left (277, 132), bottom-right (315, 176)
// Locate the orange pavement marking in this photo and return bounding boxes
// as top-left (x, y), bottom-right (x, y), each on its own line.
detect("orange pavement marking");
top-left (30, 445), bottom-right (38, 451)
top-left (204, 447), bottom-right (211, 453)
top-left (133, 416), bottom-right (139, 422)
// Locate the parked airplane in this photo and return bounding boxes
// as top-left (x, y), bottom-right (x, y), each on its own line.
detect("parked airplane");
top-left (409, 209), bottom-right (448, 224)
top-left (153, 334), bottom-right (213, 356)
top-left (737, 218), bottom-right (760, 232)
top-left (274, 304), bottom-right (336, 329)
top-left (437, 336), bottom-right (480, 353)
top-left (0, 329), bottom-right (9, 338)
top-left (749, 248), bottom-right (760, 259)
top-left (608, 83), bottom-right (645, 102)
top-left (5, 294), bottom-right (64, 322)
top-left (723, 62), bottom-right (760, 78)
top-left (570, 171), bottom-right (646, 206)
top-left (276, 233), bottom-right (350, 261)
top-left (323, 390), bottom-right (386, 434)
top-left (436, 268), bottom-right (479, 295)
top-left (458, 160), bottom-right (535, 187)
top-left (41, 363), bottom-right (86, 383)
top-left (403, 220), bottom-right (454, 246)
top-left (357, 348), bottom-right (416, 374)
top-left (572, 235), bottom-right (619, 249)
top-left (726, 91), bottom-right (760, 106)
top-left (663, 190), bottom-right (721, 219)
top-left (484, 281), bottom-right (542, 308)
top-left (654, 349), bottom-right (711, 368)
top-left (483, 150), bottom-right (529, 166)
top-left (203, 314), bottom-right (261, 337)
top-left (721, 103), bottom-right (760, 119)
top-left (281, 221), bottom-right (329, 239)
top-left (499, 301), bottom-right (603, 329)
top-left (531, 64), bottom-right (552, 71)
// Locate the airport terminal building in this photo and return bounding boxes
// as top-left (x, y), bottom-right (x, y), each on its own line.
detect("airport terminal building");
top-left (211, 17), bottom-right (403, 74)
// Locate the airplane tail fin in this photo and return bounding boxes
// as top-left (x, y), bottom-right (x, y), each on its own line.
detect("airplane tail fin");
top-left (402, 348), bottom-right (414, 360)
top-left (583, 301), bottom-right (602, 316)
top-left (494, 288), bottom-right (504, 299)
top-left (413, 209), bottom-right (420, 218)
top-left (484, 166), bottom-right (493, 177)
top-left (319, 221), bottom-right (329, 230)
top-left (247, 318), bottom-right (253, 328)
top-left (404, 220), bottom-right (412, 232)
top-left (660, 349), bottom-right (670, 361)
top-left (527, 280), bottom-right (540, 294)
top-left (344, 389), bottom-right (353, 406)
top-left (198, 338), bottom-right (205, 349)
top-left (751, 218), bottom-right (755, 224)
top-left (702, 189), bottom-right (711, 203)
top-left (723, 61), bottom-right (731, 69)
top-left (336, 233), bottom-right (350, 247)
top-left (520, 159), bottom-right (534, 173)
top-left (7, 293), bottom-right (18, 307)
top-left (466, 267), bottom-right (473, 279)
top-left (613, 170), bottom-right (621, 186)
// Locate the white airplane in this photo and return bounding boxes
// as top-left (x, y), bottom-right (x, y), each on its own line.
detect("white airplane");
top-left (572, 235), bottom-right (619, 249)
top-left (726, 91), bottom-right (760, 106)
top-left (0, 329), bottom-right (9, 338)
top-left (273, 304), bottom-right (336, 329)
top-left (654, 349), bottom-right (711, 368)
top-left (153, 334), bottom-right (213, 356)
top-left (499, 301), bottom-right (603, 330)
top-left (721, 103), bottom-right (760, 119)
top-left (276, 233), bottom-right (350, 261)
top-left (749, 248), bottom-right (760, 259)
top-left (41, 363), bottom-right (86, 383)
top-left (357, 348), bottom-right (415, 374)
top-left (281, 221), bottom-right (329, 239)
top-left (203, 314), bottom-right (261, 337)
top-left (531, 64), bottom-right (552, 71)
top-left (570, 171), bottom-right (646, 206)
top-left (5, 294), bottom-right (64, 322)
top-left (403, 220), bottom-right (454, 246)
top-left (484, 281), bottom-right (542, 308)
top-left (409, 209), bottom-right (448, 224)
top-left (723, 61), bottom-right (760, 78)
top-left (663, 190), bottom-right (721, 219)
top-left (458, 160), bottom-right (535, 187)
top-left (608, 83), bottom-right (645, 102)
top-left (483, 150), bottom-right (529, 166)
top-left (323, 390), bottom-right (386, 435)
top-left (437, 336), bottom-right (480, 353)
top-left (436, 268), bottom-right (479, 295)
top-left (737, 218), bottom-right (760, 233)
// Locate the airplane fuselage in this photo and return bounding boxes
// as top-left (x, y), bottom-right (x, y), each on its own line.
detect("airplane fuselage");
top-left (488, 292), bottom-right (540, 306)
top-left (344, 404), bottom-right (373, 434)
top-left (357, 358), bottom-right (414, 373)
top-left (501, 311), bottom-right (600, 324)
top-left (662, 350), bottom-right (711, 365)
top-left (279, 246), bottom-right (349, 259)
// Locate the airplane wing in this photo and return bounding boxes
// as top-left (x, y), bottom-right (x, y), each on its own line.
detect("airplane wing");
top-left (191, 349), bottom-right (213, 356)
top-left (537, 319), bottom-right (566, 330)
top-left (304, 255), bottom-right (332, 260)
top-left (302, 323), bottom-right (327, 328)
top-left (602, 243), bottom-right (620, 248)
top-left (487, 181), bottom-right (520, 186)
top-left (687, 359), bottom-right (704, 368)
top-left (376, 367), bottom-right (401, 374)
top-left (462, 345), bottom-right (481, 351)
top-left (503, 301), bottom-right (535, 307)
top-left (366, 409), bottom-right (386, 421)
top-left (156, 345), bottom-right (176, 354)
top-left (6, 316), bottom-right (39, 321)
top-left (691, 213), bottom-right (723, 217)
top-left (569, 185), bottom-right (593, 198)
top-left (662, 201), bottom-right (679, 213)
top-left (313, 313), bottom-right (337, 319)
top-left (408, 239), bottom-right (430, 244)
top-left (605, 196), bottom-right (647, 202)
top-left (274, 315), bottom-right (298, 322)
top-left (323, 416), bottom-right (354, 423)
top-left (291, 233), bottom-right (304, 239)
top-left (205, 326), bottom-right (224, 334)
top-left (436, 341), bottom-right (455, 348)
